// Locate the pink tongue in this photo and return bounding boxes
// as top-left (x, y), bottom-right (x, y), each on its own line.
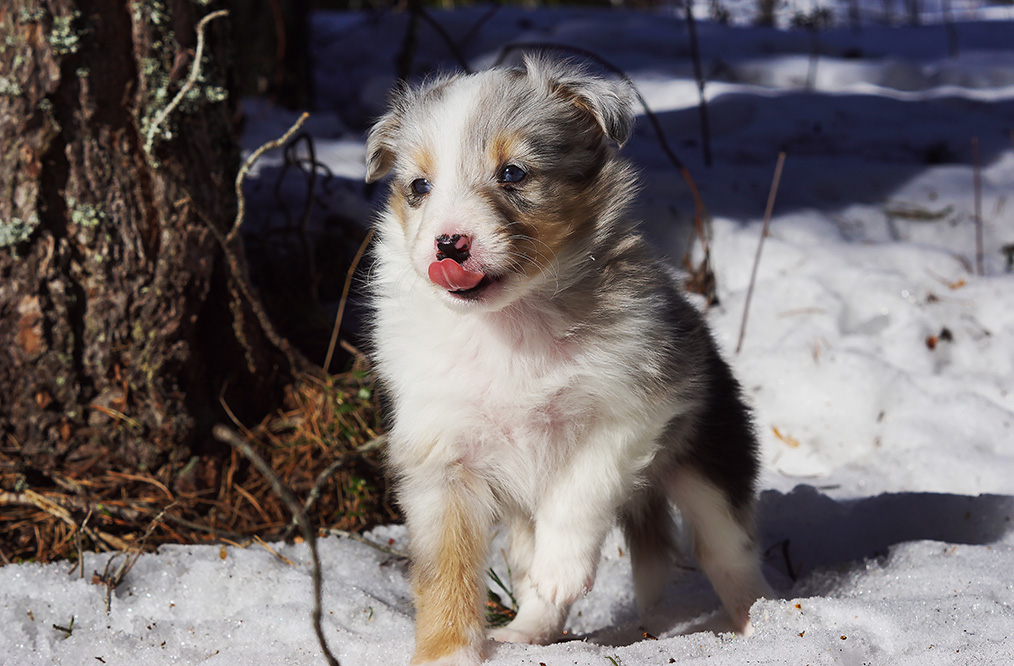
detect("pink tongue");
top-left (428, 258), bottom-right (485, 291)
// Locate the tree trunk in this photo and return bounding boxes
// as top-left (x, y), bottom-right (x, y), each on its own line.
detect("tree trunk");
top-left (0, 1), bottom-right (287, 478)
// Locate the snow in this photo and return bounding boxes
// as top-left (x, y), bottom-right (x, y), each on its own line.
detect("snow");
top-left (3, 3), bottom-right (1013, 665)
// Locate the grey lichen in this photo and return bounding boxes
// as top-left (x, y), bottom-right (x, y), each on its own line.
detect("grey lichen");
top-left (35, 98), bottom-right (61, 134)
top-left (67, 197), bottom-right (109, 228)
top-left (0, 214), bottom-right (39, 248)
top-left (49, 11), bottom-right (86, 56)
top-left (134, 1), bottom-right (178, 159)
top-left (138, 7), bottom-right (230, 160)
top-left (0, 76), bottom-right (23, 97)
top-left (131, 0), bottom-right (170, 26)
top-left (184, 82), bottom-right (228, 106)
top-left (17, 7), bottom-right (48, 23)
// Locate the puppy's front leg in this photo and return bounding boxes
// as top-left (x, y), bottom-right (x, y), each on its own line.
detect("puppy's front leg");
top-left (528, 480), bottom-right (613, 608)
top-left (498, 435), bottom-right (635, 643)
top-left (404, 470), bottom-right (493, 666)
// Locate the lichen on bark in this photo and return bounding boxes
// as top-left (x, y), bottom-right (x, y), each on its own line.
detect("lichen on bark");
top-left (0, 0), bottom-right (271, 478)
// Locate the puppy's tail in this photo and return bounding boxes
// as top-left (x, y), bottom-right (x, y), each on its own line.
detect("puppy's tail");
top-left (619, 489), bottom-right (680, 616)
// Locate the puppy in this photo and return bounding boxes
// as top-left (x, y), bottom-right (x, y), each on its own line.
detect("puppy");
top-left (365, 56), bottom-right (772, 666)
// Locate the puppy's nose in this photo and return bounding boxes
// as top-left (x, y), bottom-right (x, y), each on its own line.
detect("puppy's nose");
top-left (435, 234), bottom-right (471, 264)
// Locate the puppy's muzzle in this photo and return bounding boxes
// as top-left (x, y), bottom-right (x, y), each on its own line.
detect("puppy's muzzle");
top-left (435, 234), bottom-right (471, 263)
top-left (428, 233), bottom-right (495, 295)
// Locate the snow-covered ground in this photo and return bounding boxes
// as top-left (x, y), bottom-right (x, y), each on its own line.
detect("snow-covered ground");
top-left (3, 3), bottom-right (1014, 664)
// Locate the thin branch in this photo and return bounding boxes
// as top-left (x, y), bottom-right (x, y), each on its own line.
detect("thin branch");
top-left (275, 133), bottom-right (324, 282)
top-left (193, 110), bottom-right (321, 378)
top-left (971, 136), bottom-right (983, 276)
top-left (326, 529), bottom-right (410, 560)
top-left (213, 424), bottom-right (340, 666)
top-left (0, 489), bottom-right (130, 551)
top-left (684, 0), bottom-right (712, 167)
top-left (736, 152), bottom-right (786, 355)
top-left (458, 4), bottom-right (501, 51)
top-left (324, 228), bottom-right (375, 373)
top-left (91, 504), bottom-right (173, 613)
top-left (144, 10), bottom-right (229, 156)
top-left (418, 6), bottom-right (472, 73)
top-left (280, 456), bottom-right (347, 542)
top-left (230, 112), bottom-right (310, 245)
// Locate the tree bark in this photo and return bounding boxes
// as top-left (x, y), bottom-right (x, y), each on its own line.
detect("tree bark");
top-left (0, 1), bottom-right (286, 477)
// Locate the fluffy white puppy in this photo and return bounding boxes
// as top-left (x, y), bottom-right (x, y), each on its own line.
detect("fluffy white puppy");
top-left (365, 56), bottom-right (772, 666)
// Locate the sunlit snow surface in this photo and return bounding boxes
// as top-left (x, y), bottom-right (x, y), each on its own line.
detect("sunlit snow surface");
top-left (3, 4), bottom-right (1014, 665)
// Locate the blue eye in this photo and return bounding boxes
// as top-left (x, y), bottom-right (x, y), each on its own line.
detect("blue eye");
top-left (499, 165), bottom-right (527, 184)
top-left (410, 178), bottom-right (432, 195)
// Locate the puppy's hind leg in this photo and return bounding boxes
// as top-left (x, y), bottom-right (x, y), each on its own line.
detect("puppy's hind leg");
top-left (668, 467), bottom-right (773, 635)
top-left (620, 489), bottom-right (679, 617)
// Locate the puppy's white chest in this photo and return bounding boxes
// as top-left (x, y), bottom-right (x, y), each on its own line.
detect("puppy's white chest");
top-left (384, 308), bottom-right (588, 464)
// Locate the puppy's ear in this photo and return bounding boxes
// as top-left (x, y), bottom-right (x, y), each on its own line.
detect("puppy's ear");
top-left (564, 76), bottom-right (635, 147)
top-left (365, 84), bottom-right (409, 183)
top-left (365, 110), bottom-right (398, 183)
top-left (524, 54), bottom-right (635, 147)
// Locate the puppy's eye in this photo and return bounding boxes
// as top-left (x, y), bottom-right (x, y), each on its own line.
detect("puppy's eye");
top-left (410, 178), bottom-right (432, 196)
top-left (498, 165), bottom-right (527, 185)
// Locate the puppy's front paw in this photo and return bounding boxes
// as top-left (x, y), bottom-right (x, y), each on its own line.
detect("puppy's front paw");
top-left (488, 625), bottom-right (553, 646)
top-left (528, 556), bottom-right (594, 607)
top-left (410, 646), bottom-right (481, 666)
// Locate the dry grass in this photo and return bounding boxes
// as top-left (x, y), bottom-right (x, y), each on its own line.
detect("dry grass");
top-left (0, 361), bottom-right (397, 566)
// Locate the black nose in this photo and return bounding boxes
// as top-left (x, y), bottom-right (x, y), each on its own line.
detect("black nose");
top-left (435, 234), bottom-right (471, 264)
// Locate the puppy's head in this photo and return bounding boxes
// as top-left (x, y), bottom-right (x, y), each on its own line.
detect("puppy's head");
top-left (367, 55), bottom-right (636, 311)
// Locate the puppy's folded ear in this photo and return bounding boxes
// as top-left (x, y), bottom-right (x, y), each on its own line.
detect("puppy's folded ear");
top-left (365, 111), bottom-right (398, 183)
top-left (366, 83), bottom-right (410, 183)
top-left (524, 54), bottom-right (636, 147)
top-left (564, 76), bottom-right (635, 147)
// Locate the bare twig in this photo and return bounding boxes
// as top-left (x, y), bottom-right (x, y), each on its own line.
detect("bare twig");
top-left (144, 10), bottom-right (317, 380)
top-left (326, 529), bottom-right (409, 560)
top-left (253, 535), bottom-right (295, 566)
top-left (971, 136), bottom-right (983, 276)
top-left (393, 0), bottom-right (473, 79)
top-left (324, 228), bottom-right (375, 373)
top-left (71, 506), bottom-right (93, 579)
top-left (205, 110), bottom-right (321, 378)
top-left (281, 456), bottom-right (348, 542)
top-left (684, 0), bottom-right (713, 167)
top-left (396, 0), bottom-right (422, 80)
top-left (458, 4), bottom-right (501, 51)
top-left (764, 538), bottom-right (798, 581)
top-left (736, 152), bottom-right (786, 354)
top-left (0, 490), bottom-right (130, 551)
top-left (144, 10), bottom-right (229, 156)
top-left (94, 553), bottom-right (130, 613)
top-left (274, 133), bottom-right (324, 282)
top-left (53, 616), bottom-right (74, 638)
top-left (231, 113), bottom-right (310, 245)
top-left (213, 424), bottom-right (341, 666)
top-left (418, 7), bottom-right (471, 73)
top-left (92, 506), bottom-right (170, 613)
